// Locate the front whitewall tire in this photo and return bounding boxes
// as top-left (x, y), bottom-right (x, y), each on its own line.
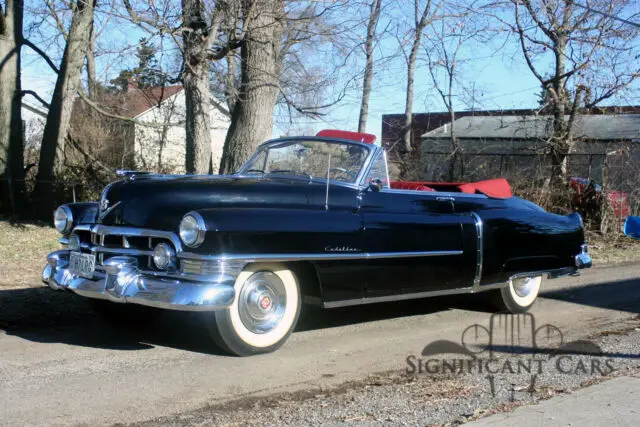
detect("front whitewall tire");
top-left (211, 263), bottom-right (301, 356)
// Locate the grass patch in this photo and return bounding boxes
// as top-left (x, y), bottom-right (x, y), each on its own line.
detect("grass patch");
top-left (0, 220), bottom-right (60, 289)
top-left (587, 231), bottom-right (640, 265)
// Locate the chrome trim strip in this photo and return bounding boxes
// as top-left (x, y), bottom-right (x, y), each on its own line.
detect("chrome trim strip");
top-left (89, 225), bottom-right (183, 252)
top-left (324, 287), bottom-right (474, 308)
top-left (90, 246), bottom-right (153, 256)
top-left (474, 267), bottom-right (578, 293)
top-left (178, 250), bottom-right (463, 262)
top-left (357, 144), bottom-right (382, 187)
top-left (73, 224), bottom-right (92, 232)
top-left (470, 212), bottom-right (483, 291)
top-left (383, 150), bottom-right (391, 189)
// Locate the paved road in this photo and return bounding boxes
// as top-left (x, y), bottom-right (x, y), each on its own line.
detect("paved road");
top-left (1, 263), bottom-right (639, 425)
top-left (468, 375), bottom-right (640, 426)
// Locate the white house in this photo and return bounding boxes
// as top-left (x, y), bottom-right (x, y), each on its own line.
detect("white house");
top-left (21, 85), bottom-right (231, 174)
top-left (120, 84), bottom-right (231, 173)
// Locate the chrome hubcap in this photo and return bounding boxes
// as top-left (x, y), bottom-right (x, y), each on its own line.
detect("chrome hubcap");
top-left (238, 271), bottom-right (286, 334)
top-left (512, 277), bottom-right (537, 298)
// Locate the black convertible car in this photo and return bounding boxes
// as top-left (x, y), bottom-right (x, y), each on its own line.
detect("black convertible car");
top-left (43, 130), bottom-right (591, 356)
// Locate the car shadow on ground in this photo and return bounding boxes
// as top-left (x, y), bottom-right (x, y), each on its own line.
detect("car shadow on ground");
top-left (540, 278), bottom-right (640, 315)
top-left (0, 286), bottom-right (487, 355)
top-left (1, 277), bottom-right (638, 356)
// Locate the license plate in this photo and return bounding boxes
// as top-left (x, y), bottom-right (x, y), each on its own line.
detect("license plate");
top-left (69, 252), bottom-right (96, 278)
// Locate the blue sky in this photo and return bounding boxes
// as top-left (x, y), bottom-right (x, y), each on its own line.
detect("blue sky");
top-left (20, 1), bottom-right (640, 142)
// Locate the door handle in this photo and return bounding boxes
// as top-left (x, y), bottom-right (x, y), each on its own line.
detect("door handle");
top-left (436, 196), bottom-right (455, 203)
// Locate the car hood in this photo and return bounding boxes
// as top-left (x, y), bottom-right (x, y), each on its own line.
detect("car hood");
top-left (98, 174), bottom-right (345, 230)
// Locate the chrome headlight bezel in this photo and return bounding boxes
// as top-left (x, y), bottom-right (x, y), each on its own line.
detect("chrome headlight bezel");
top-left (54, 205), bottom-right (73, 234)
top-left (179, 212), bottom-right (206, 248)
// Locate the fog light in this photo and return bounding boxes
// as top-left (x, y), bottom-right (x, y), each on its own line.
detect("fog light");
top-left (153, 243), bottom-right (176, 270)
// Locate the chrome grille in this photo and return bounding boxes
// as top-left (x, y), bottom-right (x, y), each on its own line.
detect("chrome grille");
top-left (181, 259), bottom-right (246, 277)
top-left (70, 225), bottom-right (178, 270)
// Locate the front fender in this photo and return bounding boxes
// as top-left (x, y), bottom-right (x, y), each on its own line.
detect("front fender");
top-left (60, 202), bottom-right (99, 232)
top-left (186, 207), bottom-right (363, 256)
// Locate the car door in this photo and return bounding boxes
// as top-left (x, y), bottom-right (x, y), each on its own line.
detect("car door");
top-left (360, 189), bottom-right (475, 295)
top-left (358, 151), bottom-right (475, 296)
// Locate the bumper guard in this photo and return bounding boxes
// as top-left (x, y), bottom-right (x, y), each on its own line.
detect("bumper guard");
top-left (42, 250), bottom-right (236, 311)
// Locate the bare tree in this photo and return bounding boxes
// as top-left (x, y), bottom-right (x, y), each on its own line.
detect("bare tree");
top-left (424, 17), bottom-right (474, 181)
top-left (219, 0), bottom-right (285, 173)
top-left (0, 0), bottom-right (26, 213)
top-left (181, 0), bottom-right (231, 174)
top-left (34, 0), bottom-right (97, 214)
top-left (507, 0), bottom-right (640, 185)
top-left (400, 0), bottom-right (436, 154)
top-left (357, 0), bottom-right (382, 133)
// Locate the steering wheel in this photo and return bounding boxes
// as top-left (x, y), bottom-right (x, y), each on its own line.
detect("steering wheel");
top-left (328, 167), bottom-right (357, 181)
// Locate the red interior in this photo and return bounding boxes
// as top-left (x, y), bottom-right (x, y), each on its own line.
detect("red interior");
top-left (316, 129), bottom-right (377, 144)
top-left (389, 178), bottom-right (512, 199)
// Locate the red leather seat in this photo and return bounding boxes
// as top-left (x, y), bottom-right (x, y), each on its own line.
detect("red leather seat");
top-left (390, 179), bottom-right (512, 198)
top-left (390, 181), bottom-right (435, 192)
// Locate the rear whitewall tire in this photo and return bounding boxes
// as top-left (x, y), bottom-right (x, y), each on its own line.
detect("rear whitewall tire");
top-left (492, 275), bottom-right (542, 313)
top-left (212, 263), bottom-right (301, 356)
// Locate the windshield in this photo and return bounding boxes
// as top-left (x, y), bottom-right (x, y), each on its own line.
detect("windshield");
top-left (239, 140), bottom-right (370, 184)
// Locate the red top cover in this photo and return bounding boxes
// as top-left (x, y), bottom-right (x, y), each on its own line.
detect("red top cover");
top-left (390, 178), bottom-right (513, 199)
top-left (457, 179), bottom-right (512, 198)
top-left (316, 129), bottom-right (377, 144)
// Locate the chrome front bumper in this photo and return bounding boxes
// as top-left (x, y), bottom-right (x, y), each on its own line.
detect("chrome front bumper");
top-left (42, 250), bottom-right (236, 311)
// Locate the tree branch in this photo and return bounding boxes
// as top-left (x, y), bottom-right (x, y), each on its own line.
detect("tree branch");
top-left (21, 90), bottom-right (51, 109)
top-left (22, 39), bottom-right (60, 74)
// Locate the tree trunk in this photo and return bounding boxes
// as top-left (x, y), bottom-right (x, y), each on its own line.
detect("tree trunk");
top-left (357, 0), bottom-right (382, 133)
top-left (86, 26), bottom-right (97, 97)
top-left (225, 50), bottom-right (237, 112)
top-left (182, 0), bottom-right (213, 174)
top-left (550, 36), bottom-right (569, 186)
top-left (402, 0), bottom-right (433, 153)
top-left (447, 108), bottom-right (461, 182)
top-left (34, 0), bottom-right (96, 216)
top-left (218, 0), bottom-right (284, 174)
top-left (0, 0), bottom-right (26, 215)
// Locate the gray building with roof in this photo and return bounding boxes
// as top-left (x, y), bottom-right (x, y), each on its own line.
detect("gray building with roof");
top-left (418, 114), bottom-right (640, 183)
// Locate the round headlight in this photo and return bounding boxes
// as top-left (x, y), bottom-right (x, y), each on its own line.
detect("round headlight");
top-left (179, 212), bottom-right (206, 247)
top-left (54, 205), bottom-right (73, 234)
top-left (153, 243), bottom-right (176, 270)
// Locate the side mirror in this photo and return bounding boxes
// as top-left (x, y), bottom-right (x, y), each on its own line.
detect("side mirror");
top-left (368, 178), bottom-right (383, 192)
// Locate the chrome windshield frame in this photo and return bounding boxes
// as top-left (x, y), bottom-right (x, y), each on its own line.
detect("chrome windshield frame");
top-left (236, 136), bottom-right (377, 186)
